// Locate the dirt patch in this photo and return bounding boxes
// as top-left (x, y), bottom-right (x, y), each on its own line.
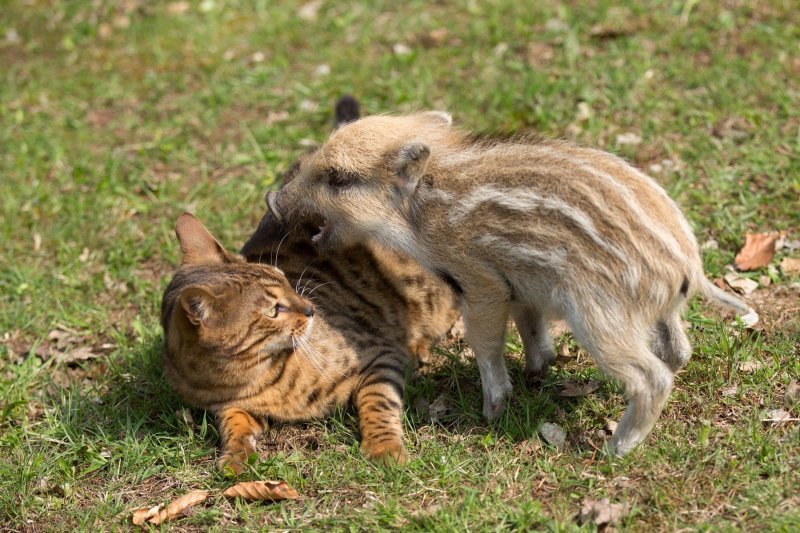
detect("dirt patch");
top-left (747, 284), bottom-right (800, 336)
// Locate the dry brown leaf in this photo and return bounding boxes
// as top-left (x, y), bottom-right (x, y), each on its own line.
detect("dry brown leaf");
top-left (723, 273), bottom-right (758, 295)
top-left (559, 379), bottom-right (602, 397)
top-left (132, 490), bottom-right (210, 526)
top-left (223, 480), bottom-right (300, 502)
top-left (167, 1), bottom-right (191, 14)
top-left (734, 231), bottom-right (785, 270)
top-left (526, 42), bottom-right (555, 67)
top-left (763, 409), bottom-right (797, 424)
top-left (739, 360), bottom-right (763, 373)
top-left (781, 257), bottom-right (800, 274)
top-left (298, 0), bottom-right (322, 20)
top-left (578, 497), bottom-right (629, 527)
top-left (58, 346), bottom-right (100, 364)
top-left (786, 380), bottom-right (799, 404)
top-left (132, 504), bottom-right (162, 526)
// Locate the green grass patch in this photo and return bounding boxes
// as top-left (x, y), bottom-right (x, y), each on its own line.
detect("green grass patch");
top-left (1, 0), bottom-right (798, 529)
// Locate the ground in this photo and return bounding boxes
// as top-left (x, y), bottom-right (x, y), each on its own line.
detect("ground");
top-left (1, 0), bottom-right (799, 530)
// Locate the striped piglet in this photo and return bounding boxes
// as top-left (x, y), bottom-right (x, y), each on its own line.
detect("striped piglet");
top-left (268, 112), bottom-right (756, 456)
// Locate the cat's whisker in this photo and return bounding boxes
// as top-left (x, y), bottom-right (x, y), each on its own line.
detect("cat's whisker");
top-left (273, 231), bottom-right (290, 268)
top-left (295, 261), bottom-right (315, 293)
top-left (296, 335), bottom-right (348, 379)
top-left (294, 335), bottom-right (328, 377)
top-left (300, 277), bottom-right (317, 297)
top-left (305, 281), bottom-right (334, 297)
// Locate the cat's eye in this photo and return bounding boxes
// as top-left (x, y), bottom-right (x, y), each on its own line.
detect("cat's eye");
top-left (264, 306), bottom-right (278, 318)
top-left (327, 169), bottom-right (354, 190)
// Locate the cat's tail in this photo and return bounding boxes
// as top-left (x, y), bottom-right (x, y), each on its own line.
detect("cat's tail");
top-left (698, 277), bottom-right (759, 326)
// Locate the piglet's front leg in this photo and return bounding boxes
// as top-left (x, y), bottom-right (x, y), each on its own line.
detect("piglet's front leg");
top-left (461, 293), bottom-right (513, 421)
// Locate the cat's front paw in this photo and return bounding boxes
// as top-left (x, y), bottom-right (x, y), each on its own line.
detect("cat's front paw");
top-left (362, 441), bottom-right (409, 466)
top-left (218, 452), bottom-right (248, 475)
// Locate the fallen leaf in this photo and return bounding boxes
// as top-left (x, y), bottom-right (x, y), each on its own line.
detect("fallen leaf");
top-left (58, 346), bottom-right (100, 364)
top-left (763, 409), bottom-right (796, 424)
top-left (298, 0), bottom-right (322, 20)
top-left (575, 102), bottom-right (592, 122)
top-left (781, 257), bottom-right (800, 274)
top-left (786, 380), bottom-right (799, 404)
top-left (419, 28), bottom-right (449, 48)
top-left (589, 22), bottom-right (637, 39)
top-left (603, 419), bottom-right (618, 435)
top-left (223, 480), bottom-right (300, 501)
top-left (539, 422), bottom-right (566, 448)
top-left (167, 1), bottom-right (190, 14)
top-left (616, 132), bottom-right (642, 146)
top-left (578, 497), bottom-right (629, 527)
top-left (34, 477), bottom-right (66, 497)
top-left (516, 438), bottom-right (542, 456)
top-left (712, 117), bottom-right (752, 140)
top-left (739, 360), bottom-right (763, 373)
top-left (133, 490), bottom-right (210, 525)
top-left (734, 231), bottom-right (785, 271)
top-left (721, 385), bottom-right (739, 397)
top-left (526, 42), bottom-right (555, 67)
top-left (723, 273), bottom-right (758, 295)
top-left (132, 504), bottom-right (162, 526)
top-left (559, 379), bottom-right (602, 397)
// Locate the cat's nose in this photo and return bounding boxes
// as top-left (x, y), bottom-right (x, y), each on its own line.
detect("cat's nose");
top-left (302, 304), bottom-right (315, 317)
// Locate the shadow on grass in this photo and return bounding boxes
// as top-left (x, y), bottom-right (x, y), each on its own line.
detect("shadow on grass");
top-left (403, 346), bottom-right (606, 445)
top-left (51, 333), bottom-right (609, 483)
top-left (47, 336), bottom-right (220, 482)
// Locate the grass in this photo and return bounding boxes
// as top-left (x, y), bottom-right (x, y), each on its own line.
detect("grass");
top-left (1, 0), bottom-right (799, 529)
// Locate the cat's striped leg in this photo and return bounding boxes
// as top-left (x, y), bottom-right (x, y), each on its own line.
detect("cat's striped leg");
top-left (216, 407), bottom-right (265, 474)
top-left (355, 351), bottom-right (409, 465)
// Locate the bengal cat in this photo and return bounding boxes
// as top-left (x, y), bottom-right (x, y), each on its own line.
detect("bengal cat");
top-left (161, 98), bottom-right (458, 473)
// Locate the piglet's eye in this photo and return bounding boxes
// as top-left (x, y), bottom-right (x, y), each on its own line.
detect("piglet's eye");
top-left (327, 169), bottom-right (354, 189)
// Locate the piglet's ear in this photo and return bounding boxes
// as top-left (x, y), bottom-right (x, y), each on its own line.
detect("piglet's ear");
top-left (175, 213), bottom-right (236, 266)
top-left (394, 142), bottom-right (431, 196)
top-left (179, 286), bottom-right (218, 325)
top-left (420, 110), bottom-right (452, 127)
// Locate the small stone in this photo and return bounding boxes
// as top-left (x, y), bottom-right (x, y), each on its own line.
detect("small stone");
top-left (393, 43), bottom-right (412, 56)
top-left (539, 422), bottom-right (566, 448)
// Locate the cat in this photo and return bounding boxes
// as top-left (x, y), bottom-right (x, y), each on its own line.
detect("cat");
top-left (160, 99), bottom-right (458, 473)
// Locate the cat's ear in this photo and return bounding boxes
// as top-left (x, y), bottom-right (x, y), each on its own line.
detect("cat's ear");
top-left (180, 286), bottom-right (218, 325)
top-left (175, 213), bottom-right (235, 266)
top-left (394, 141), bottom-right (431, 197)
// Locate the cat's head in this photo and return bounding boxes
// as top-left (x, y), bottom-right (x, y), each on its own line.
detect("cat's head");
top-left (162, 214), bottom-right (315, 386)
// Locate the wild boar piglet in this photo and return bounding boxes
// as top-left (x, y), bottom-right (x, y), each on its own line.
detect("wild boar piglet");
top-left (268, 112), bottom-right (756, 456)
